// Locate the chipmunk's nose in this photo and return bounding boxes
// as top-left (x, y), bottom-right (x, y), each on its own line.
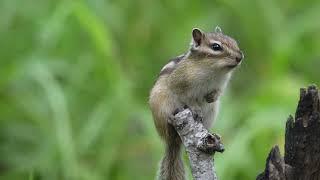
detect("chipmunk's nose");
top-left (236, 51), bottom-right (244, 63)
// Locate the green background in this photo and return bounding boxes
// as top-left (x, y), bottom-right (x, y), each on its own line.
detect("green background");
top-left (0, 0), bottom-right (319, 179)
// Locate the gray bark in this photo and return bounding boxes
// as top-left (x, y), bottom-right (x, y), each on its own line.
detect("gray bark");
top-left (257, 85), bottom-right (320, 180)
top-left (169, 109), bottom-right (224, 180)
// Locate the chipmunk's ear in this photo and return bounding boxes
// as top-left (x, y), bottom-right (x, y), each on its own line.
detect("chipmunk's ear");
top-left (192, 28), bottom-right (204, 46)
top-left (215, 26), bottom-right (222, 33)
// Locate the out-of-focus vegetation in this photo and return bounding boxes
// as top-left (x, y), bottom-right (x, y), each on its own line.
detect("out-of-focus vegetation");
top-left (0, 0), bottom-right (319, 179)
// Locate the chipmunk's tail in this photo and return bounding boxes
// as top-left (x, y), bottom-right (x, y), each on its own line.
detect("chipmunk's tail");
top-left (157, 125), bottom-right (185, 180)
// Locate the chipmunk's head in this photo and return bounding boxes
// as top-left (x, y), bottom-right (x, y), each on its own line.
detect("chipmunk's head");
top-left (189, 27), bottom-right (244, 71)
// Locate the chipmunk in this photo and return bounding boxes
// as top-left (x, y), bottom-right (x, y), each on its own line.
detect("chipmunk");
top-left (149, 26), bottom-right (244, 180)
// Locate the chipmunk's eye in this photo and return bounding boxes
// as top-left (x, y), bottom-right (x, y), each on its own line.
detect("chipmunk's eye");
top-left (211, 43), bottom-right (223, 51)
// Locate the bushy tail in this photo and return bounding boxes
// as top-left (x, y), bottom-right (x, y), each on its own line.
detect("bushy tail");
top-left (158, 126), bottom-right (185, 180)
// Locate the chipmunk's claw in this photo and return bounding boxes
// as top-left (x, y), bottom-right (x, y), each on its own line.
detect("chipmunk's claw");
top-left (204, 89), bottom-right (221, 103)
top-left (191, 106), bottom-right (203, 122)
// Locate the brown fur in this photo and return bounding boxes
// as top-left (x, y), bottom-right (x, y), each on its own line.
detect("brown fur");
top-left (149, 28), bottom-right (243, 180)
top-left (159, 55), bottom-right (185, 76)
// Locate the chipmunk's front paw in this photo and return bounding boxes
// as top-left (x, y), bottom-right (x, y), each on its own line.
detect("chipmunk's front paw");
top-left (191, 106), bottom-right (203, 122)
top-left (169, 107), bottom-right (184, 124)
top-left (204, 89), bottom-right (221, 103)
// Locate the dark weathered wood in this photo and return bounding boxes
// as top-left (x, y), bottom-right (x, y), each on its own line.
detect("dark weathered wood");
top-left (169, 108), bottom-right (224, 180)
top-left (284, 85), bottom-right (320, 180)
top-left (257, 85), bottom-right (320, 180)
top-left (256, 146), bottom-right (286, 180)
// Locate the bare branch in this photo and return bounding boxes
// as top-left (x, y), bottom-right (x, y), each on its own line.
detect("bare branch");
top-left (169, 109), bottom-right (224, 180)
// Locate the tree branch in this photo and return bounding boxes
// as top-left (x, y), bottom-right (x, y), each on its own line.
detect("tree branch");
top-left (169, 109), bottom-right (224, 180)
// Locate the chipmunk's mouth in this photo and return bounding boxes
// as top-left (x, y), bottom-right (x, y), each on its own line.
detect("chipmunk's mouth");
top-left (226, 59), bottom-right (242, 69)
top-left (222, 57), bottom-right (242, 69)
top-left (226, 64), bottom-right (239, 69)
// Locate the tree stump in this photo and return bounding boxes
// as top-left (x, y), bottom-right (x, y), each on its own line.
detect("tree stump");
top-left (257, 85), bottom-right (320, 180)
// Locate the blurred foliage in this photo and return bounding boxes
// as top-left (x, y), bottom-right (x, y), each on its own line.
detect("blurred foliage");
top-left (0, 0), bottom-right (319, 179)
